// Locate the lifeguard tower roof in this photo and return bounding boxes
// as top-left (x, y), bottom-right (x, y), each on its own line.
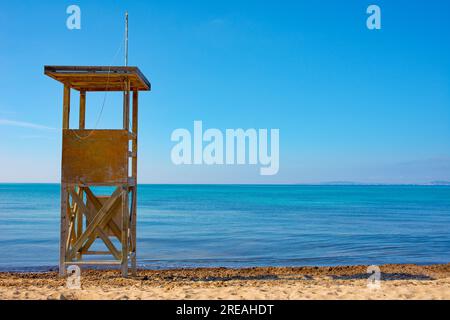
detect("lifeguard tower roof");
top-left (44, 66), bottom-right (151, 92)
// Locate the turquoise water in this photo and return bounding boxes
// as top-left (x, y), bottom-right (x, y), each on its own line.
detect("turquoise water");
top-left (0, 184), bottom-right (449, 271)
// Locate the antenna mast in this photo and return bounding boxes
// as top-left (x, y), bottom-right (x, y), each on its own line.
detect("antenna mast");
top-left (125, 12), bottom-right (129, 66)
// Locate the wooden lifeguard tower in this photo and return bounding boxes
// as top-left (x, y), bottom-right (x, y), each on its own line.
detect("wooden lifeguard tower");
top-left (44, 66), bottom-right (151, 277)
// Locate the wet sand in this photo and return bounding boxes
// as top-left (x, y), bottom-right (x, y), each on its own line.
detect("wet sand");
top-left (0, 264), bottom-right (449, 300)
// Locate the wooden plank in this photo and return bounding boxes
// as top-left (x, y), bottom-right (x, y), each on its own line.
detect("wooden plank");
top-left (63, 260), bottom-right (122, 265)
top-left (84, 188), bottom-right (122, 238)
top-left (123, 80), bottom-right (130, 130)
top-left (81, 251), bottom-right (112, 255)
top-left (132, 90), bottom-right (138, 178)
top-left (75, 187), bottom-right (83, 260)
top-left (74, 182), bottom-right (127, 187)
top-left (81, 229), bottom-right (120, 260)
top-left (131, 90), bottom-right (138, 276)
top-left (130, 187), bottom-right (137, 276)
top-left (76, 188), bottom-right (83, 239)
top-left (44, 66), bottom-right (151, 91)
top-left (69, 189), bottom-right (121, 260)
top-left (69, 187), bottom-right (80, 246)
top-left (63, 85), bottom-right (70, 129)
top-left (62, 130), bottom-right (128, 184)
top-left (68, 187), bottom-right (123, 258)
top-left (59, 184), bottom-right (69, 276)
top-left (70, 189), bottom-right (119, 246)
top-left (48, 75), bottom-right (141, 83)
top-left (73, 194), bottom-right (121, 258)
top-left (132, 91), bottom-right (138, 133)
top-left (79, 91), bottom-right (86, 129)
top-left (66, 218), bottom-right (74, 254)
top-left (46, 65), bottom-right (139, 72)
top-left (66, 197), bottom-right (76, 254)
top-left (121, 187), bottom-right (129, 277)
top-left (85, 196), bottom-right (122, 238)
top-left (69, 207), bottom-right (76, 246)
top-left (45, 76), bottom-right (149, 92)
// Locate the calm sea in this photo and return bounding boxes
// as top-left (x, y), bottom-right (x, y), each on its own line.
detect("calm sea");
top-left (0, 184), bottom-right (449, 271)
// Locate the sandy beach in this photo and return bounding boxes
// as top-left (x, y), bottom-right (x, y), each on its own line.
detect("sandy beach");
top-left (0, 264), bottom-right (448, 300)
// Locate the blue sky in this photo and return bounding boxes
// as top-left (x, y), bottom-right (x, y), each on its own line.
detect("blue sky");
top-left (0, 0), bottom-right (449, 183)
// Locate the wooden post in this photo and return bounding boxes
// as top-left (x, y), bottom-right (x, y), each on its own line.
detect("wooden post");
top-left (132, 91), bottom-right (138, 176)
top-left (79, 91), bottom-right (86, 129)
top-left (59, 184), bottom-right (69, 276)
top-left (121, 186), bottom-right (129, 277)
top-left (60, 85), bottom-right (71, 276)
top-left (76, 187), bottom-right (83, 260)
top-left (131, 90), bottom-right (138, 275)
top-left (123, 80), bottom-right (130, 131)
top-left (63, 85), bottom-right (70, 129)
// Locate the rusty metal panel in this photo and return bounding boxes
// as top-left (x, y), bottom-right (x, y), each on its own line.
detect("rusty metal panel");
top-left (62, 130), bottom-right (128, 184)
